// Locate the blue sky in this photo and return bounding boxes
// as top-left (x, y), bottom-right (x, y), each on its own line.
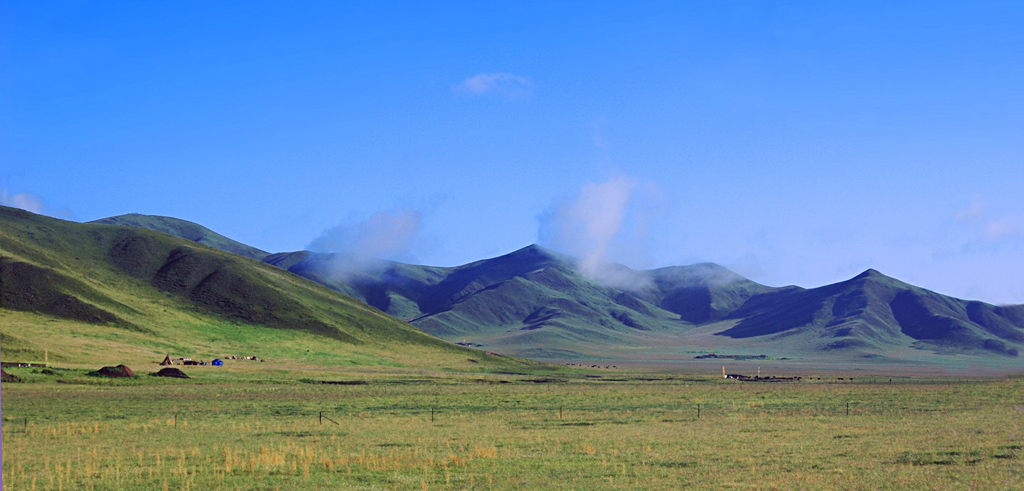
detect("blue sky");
top-left (3, 1), bottom-right (1023, 304)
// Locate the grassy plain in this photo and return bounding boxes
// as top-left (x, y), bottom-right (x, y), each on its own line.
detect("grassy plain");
top-left (3, 367), bottom-right (1022, 490)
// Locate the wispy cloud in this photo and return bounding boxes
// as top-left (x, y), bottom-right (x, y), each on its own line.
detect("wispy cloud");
top-left (1, 191), bottom-right (45, 214)
top-left (455, 72), bottom-right (533, 98)
top-left (308, 207), bottom-right (423, 277)
top-left (952, 197), bottom-right (1023, 241)
top-left (0, 189), bottom-right (74, 219)
top-left (955, 196), bottom-right (986, 221)
top-left (985, 214), bottom-right (1024, 239)
top-left (539, 175), bottom-right (664, 289)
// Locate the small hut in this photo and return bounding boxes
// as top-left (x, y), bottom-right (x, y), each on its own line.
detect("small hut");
top-left (211, 359), bottom-right (223, 366)
top-left (154, 367), bottom-right (189, 379)
top-left (160, 355), bottom-right (173, 366)
top-left (90, 365), bottom-right (135, 378)
top-left (2, 369), bottom-right (19, 382)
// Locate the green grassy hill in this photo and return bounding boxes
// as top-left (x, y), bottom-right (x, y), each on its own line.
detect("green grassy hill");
top-left (90, 214), bottom-right (269, 260)
top-left (89, 211), bottom-right (1024, 368)
top-left (268, 246), bottom-right (698, 359)
top-left (0, 206), bottom-right (535, 374)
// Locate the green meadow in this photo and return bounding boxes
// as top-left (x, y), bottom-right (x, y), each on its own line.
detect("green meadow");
top-left (3, 208), bottom-right (1024, 489)
top-left (3, 368), bottom-right (1022, 490)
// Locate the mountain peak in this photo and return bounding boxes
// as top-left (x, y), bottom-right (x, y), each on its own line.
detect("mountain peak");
top-left (506, 244), bottom-right (565, 262)
top-left (853, 269), bottom-right (889, 280)
top-left (844, 268), bottom-right (915, 291)
top-left (518, 243), bottom-right (553, 253)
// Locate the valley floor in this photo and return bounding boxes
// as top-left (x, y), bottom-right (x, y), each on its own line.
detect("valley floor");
top-left (471, 321), bottom-right (1024, 376)
top-left (2, 368), bottom-right (1022, 490)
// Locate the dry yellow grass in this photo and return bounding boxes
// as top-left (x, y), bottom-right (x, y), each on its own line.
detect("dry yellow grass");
top-left (3, 372), bottom-right (1022, 489)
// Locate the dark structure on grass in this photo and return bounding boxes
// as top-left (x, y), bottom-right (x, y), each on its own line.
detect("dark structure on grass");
top-left (89, 364), bottom-right (135, 378)
top-left (154, 367), bottom-right (189, 379)
top-left (1, 369), bottom-right (20, 382)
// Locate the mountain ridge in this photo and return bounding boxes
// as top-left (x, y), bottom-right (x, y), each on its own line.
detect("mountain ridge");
top-left (90, 214), bottom-right (269, 260)
top-left (85, 212), bottom-right (1024, 364)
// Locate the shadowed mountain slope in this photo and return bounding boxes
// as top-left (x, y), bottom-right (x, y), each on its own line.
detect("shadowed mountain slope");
top-left (717, 269), bottom-right (1024, 357)
top-left (632, 263), bottom-right (775, 323)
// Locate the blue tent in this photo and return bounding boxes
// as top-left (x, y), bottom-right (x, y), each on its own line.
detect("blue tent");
top-left (211, 359), bottom-right (223, 366)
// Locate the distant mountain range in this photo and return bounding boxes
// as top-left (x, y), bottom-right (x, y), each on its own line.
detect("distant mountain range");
top-left (89, 213), bottom-right (1024, 365)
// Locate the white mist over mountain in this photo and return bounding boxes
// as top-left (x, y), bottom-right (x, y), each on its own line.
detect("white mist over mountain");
top-left (539, 175), bottom-right (665, 290)
top-left (307, 208), bottom-right (422, 277)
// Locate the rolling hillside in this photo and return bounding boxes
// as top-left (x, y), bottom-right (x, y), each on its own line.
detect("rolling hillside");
top-left (267, 246), bottom-right (700, 359)
top-left (91, 212), bottom-right (1024, 366)
top-left (0, 206), bottom-right (531, 372)
top-left (90, 214), bottom-right (269, 260)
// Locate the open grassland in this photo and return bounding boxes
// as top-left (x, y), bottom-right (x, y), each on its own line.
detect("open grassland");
top-left (0, 310), bottom-right (535, 379)
top-left (3, 370), bottom-right (1023, 490)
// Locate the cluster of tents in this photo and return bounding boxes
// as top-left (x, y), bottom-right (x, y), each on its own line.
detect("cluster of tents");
top-left (160, 355), bottom-right (223, 366)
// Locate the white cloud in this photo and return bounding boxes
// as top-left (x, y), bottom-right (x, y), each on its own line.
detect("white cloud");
top-left (0, 190), bottom-right (74, 220)
top-left (539, 175), bottom-right (664, 289)
top-left (1, 191), bottom-right (45, 214)
top-left (305, 207), bottom-right (428, 280)
top-left (949, 197), bottom-right (1022, 242)
top-left (456, 72), bottom-right (533, 97)
top-left (985, 214), bottom-right (1024, 239)
top-left (309, 208), bottom-right (422, 261)
top-left (955, 196), bottom-right (986, 221)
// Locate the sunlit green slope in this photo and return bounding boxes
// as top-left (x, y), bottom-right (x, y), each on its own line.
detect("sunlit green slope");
top-left (90, 213), bottom-right (269, 260)
top-left (0, 206), bottom-right (531, 372)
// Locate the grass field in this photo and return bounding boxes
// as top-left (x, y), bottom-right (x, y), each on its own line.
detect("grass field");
top-left (3, 367), bottom-right (1022, 490)
top-left (2, 207), bottom-right (1023, 488)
